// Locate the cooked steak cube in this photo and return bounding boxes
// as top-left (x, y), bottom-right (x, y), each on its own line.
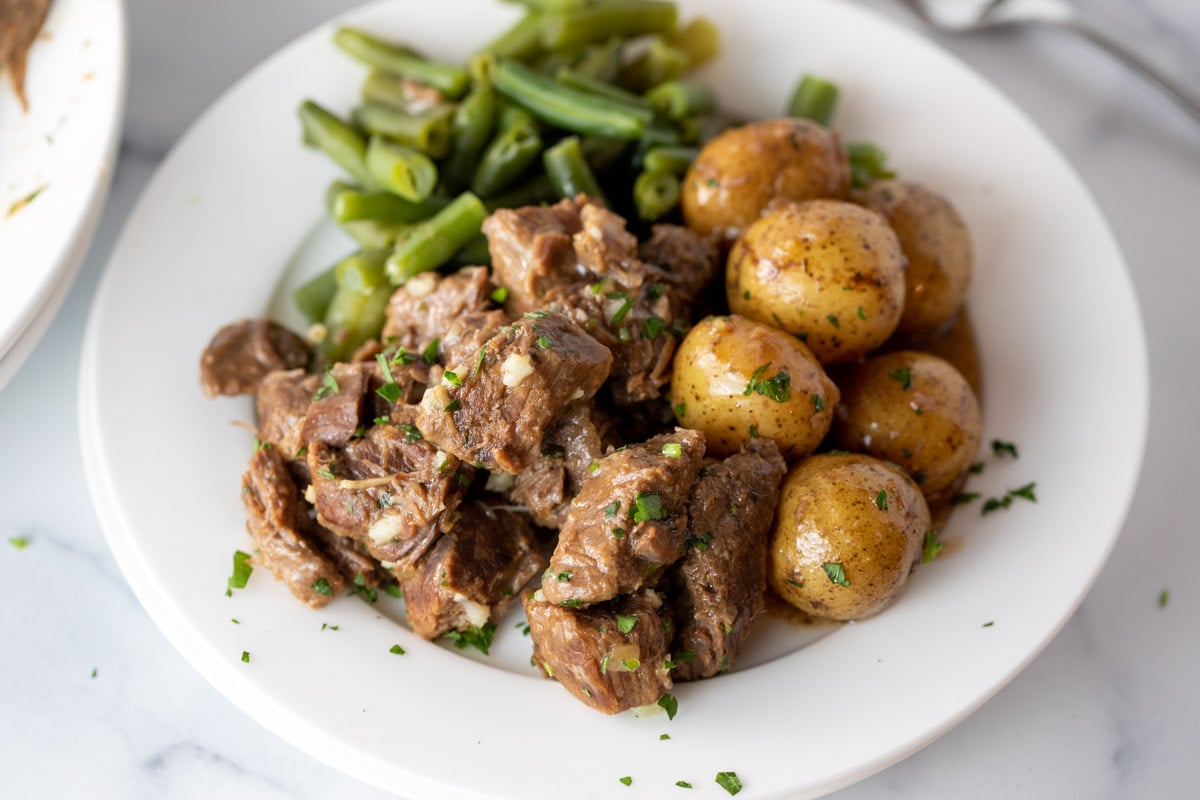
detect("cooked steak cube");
top-left (483, 197), bottom-right (588, 316)
top-left (400, 500), bottom-right (546, 640)
top-left (381, 266), bottom-right (495, 354)
top-left (508, 400), bottom-right (611, 528)
top-left (241, 445), bottom-right (344, 607)
top-left (256, 369), bottom-right (321, 458)
top-left (200, 319), bottom-right (310, 398)
top-left (668, 440), bottom-right (786, 681)
top-left (637, 224), bottom-right (718, 305)
top-left (307, 422), bottom-right (470, 571)
top-left (437, 309), bottom-right (510, 374)
top-left (298, 362), bottom-right (374, 448)
top-left (525, 587), bottom-right (674, 715)
top-left (415, 311), bottom-right (612, 474)
top-left (540, 429), bottom-right (705, 607)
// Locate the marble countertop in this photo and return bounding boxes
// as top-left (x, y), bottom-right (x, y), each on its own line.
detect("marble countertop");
top-left (2, 0), bottom-right (1198, 797)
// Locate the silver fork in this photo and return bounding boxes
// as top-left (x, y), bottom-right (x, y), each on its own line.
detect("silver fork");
top-left (901, 0), bottom-right (1200, 125)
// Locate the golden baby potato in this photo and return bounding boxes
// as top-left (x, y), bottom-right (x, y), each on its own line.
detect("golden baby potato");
top-left (768, 452), bottom-right (930, 621)
top-left (681, 118), bottom-right (850, 249)
top-left (859, 180), bottom-right (973, 335)
top-left (670, 314), bottom-right (839, 459)
top-left (831, 350), bottom-right (982, 502)
top-left (727, 199), bottom-right (907, 364)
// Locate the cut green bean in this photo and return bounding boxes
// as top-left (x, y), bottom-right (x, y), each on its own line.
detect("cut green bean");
top-left (362, 70), bottom-right (440, 112)
top-left (331, 186), bottom-right (447, 224)
top-left (482, 172), bottom-right (559, 210)
top-left (492, 59), bottom-right (650, 140)
top-left (294, 264), bottom-right (339, 324)
top-left (556, 67), bottom-right (651, 109)
top-left (643, 145), bottom-right (698, 175)
top-left (633, 170), bottom-right (681, 220)
top-left (539, 0), bottom-right (677, 51)
top-left (352, 103), bottom-right (454, 158)
top-left (385, 192), bottom-right (488, 284)
top-left (646, 80), bottom-right (716, 121)
top-left (619, 36), bottom-right (688, 92)
top-left (572, 38), bottom-right (623, 83)
top-left (333, 27), bottom-right (470, 98)
top-left (443, 82), bottom-right (499, 193)
top-left (472, 109), bottom-right (543, 197)
top-left (788, 73), bottom-right (839, 127)
top-left (847, 141), bottom-right (896, 189)
top-left (502, 0), bottom-right (588, 10)
top-left (543, 135), bottom-right (606, 204)
top-left (580, 136), bottom-right (630, 173)
top-left (341, 220), bottom-right (413, 250)
top-left (366, 136), bottom-right (439, 201)
top-left (323, 250), bottom-right (392, 362)
top-left (669, 16), bottom-right (720, 67)
top-left (299, 100), bottom-right (374, 188)
top-left (480, 11), bottom-right (546, 62)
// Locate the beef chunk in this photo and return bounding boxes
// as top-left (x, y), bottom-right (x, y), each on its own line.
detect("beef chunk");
top-left (381, 266), bottom-right (495, 354)
top-left (400, 501), bottom-right (546, 640)
top-left (483, 197), bottom-right (588, 316)
top-left (241, 446), bottom-right (344, 607)
top-left (200, 319), bottom-right (309, 398)
top-left (637, 224), bottom-right (718, 304)
top-left (415, 311), bottom-right (612, 474)
top-left (668, 440), bottom-right (786, 681)
top-left (525, 588), bottom-right (673, 715)
top-left (541, 429), bottom-right (705, 607)
top-left (308, 422), bottom-right (470, 571)
top-left (437, 309), bottom-right (510, 374)
top-left (298, 362), bottom-right (374, 448)
top-left (508, 401), bottom-right (611, 528)
top-left (255, 369), bottom-right (321, 457)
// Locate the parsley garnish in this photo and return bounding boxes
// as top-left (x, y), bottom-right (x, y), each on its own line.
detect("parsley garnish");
top-left (8, 536), bottom-right (29, 550)
top-left (1009, 482), bottom-right (1037, 502)
top-left (607, 294), bottom-right (634, 326)
top-left (715, 772), bottom-right (743, 796)
top-left (490, 286), bottom-right (508, 303)
top-left (524, 310), bottom-right (549, 319)
top-left (743, 363), bottom-right (792, 403)
top-left (674, 402), bottom-right (686, 418)
top-left (826, 314), bottom-right (840, 328)
top-left (632, 492), bottom-right (666, 522)
top-left (312, 578), bottom-right (333, 596)
top-left (661, 442), bottom-right (682, 458)
top-left (535, 335), bottom-right (554, 349)
top-left (856, 306), bottom-right (868, 320)
top-left (660, 733), bottom-right (671, 740)
top-left (472, 345), bottom-right (487, 380)
top-left (889, 367), bottom-right (913, 391)
top-left (442, 622), bottom-right (496, 655)
top-left (422, 338), bottom-right (440, 365)
top-left (600, 500), bottom-right (622, 518)
top-left (226, 550), bottom-right (253, 595)
top-left (1158, 589), bottom-right (1170, 608)
top-left (241, 651), bottom-right (250, 663)
top-left (969, 461), bottom-right (985, 474)
top-left (644, 316), bottom-right (666, 340)
top-left (619, 776), bottom-right (632, 786)
top-left (922, 530), bottom-right (945, 563)
top-left (982, 620), bottom-right (995, 628)
top-left (389, 644), bottom-right (405, 655)
top-left (399, 423), bottom-right (423, 443)
top-left (611, 527), bottom-right (626, 539)
top-left (873, 490), bottom-right (888, 510)
top-left (823, 562), bottom-right (850, 586)
top-left (812, 394), bottom-right (825, 411)
top-left (676, 780), bottom-right (692, 788)
top-left (376, 353), bottom-right (402, 402)
top-left (951, 491), bottom-right (980, 505)
top-left (749, 424), bottom-right (760, 438)
top-left (687, 531), bottom-right (713, 552)
top-left (443, 370), bottom-right (462, 387)
top-left (385, 584), bottom-right (403, 598)
top-left (657, 693), bottom-right (678, 720)
top-left (616, 614), bottom-right (638, 634)
top-left (444, 398), bottom-right (461, 413)
top-left (313, 368), bottom-right (339, 401)
top-left (320, 623), bottom-right (339, 631)
top-left (349, 573), bottom-right (378, 604)
top-left (561, 599), bottom-right (583, 607)
top-left (556, 571), bottom-right (572, 583)
top-left (992, 439), bottom-right (1019, 458)
top-left (622, 657), bottom-right (640, 670)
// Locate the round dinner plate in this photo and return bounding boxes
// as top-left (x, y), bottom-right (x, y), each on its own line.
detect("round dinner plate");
top-left (0, 0), bottom-right (126, 388)
top-left (79, 1), bottom-right (1147, 798)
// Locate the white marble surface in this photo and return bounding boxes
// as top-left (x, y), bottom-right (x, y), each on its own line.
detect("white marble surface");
top-left (2, 0), bottom-right (1198, 797)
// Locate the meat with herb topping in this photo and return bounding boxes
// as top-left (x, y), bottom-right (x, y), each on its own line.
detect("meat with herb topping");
top-left (200, 319), bottom-right (310, 398)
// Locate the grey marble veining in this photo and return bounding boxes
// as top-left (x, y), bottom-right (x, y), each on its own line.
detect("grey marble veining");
top-left (2, 1), bottom-right (1198, 798)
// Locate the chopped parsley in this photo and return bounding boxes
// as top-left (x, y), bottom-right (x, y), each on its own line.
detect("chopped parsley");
top-left (715, 771), bottom-right (743, 796)
top-left (535, 335), bottom-right (554, 349)
top-left (823, 562), bottom-right (851, 586)
top-left (889, 367), bottom-right (913, 391)
top-left (922, 530), bottom-right (945, 563)
top-left (611, 527), bottom-right (626, 539)
top-left (1158, 589), bottom-right (1170, 608)
top-left (607, 293), bottom-right (634, 325)
top-left (472, 345), bottom-right (488, 379)
top-left (856, 306), bottom-right (868, 320)
top-left (349, 573), bottom-right (378, 604)
top-left (622, 657), bottom-right (641, 670)
top-left (785, 578), bottom-right (803, 588)
top-left (376, 353), bottom-right (402, 402)
top-left (657, 693), bottom-right (678, 720)
top-left (631, 492), bottom-right (667, 522)
top-left (982, 482), bottom-right (1037, 515)
top-left (749, 424), bottom-right (760, 438)
top-left (320, 623), bottom-right (339, 631)
top-left (982, 620), bottom-right (995, 628)
top-left (969, 461), bottom-right (985, 474)
top-left (442, 622), bottom-right (496, 655)
top-left (604, 501), bottom-right (620, 517)
top-left (241, 651), bottom-right (250, 663)
top-left (91, 668), bottom-right (97, 679)
top-left (812, 394), bottom-right (825, 412)
top-left (524, 310), bottom-right (549, 319)
top-left (826, 314), bottom-right (840, 329)
top-left (676, 780), bottom-right (693, 789)
top-left (619, 776), bottom-right (633, 786)
top-left (660, 733), bottom-right (671, 740)
top-left (1009, 482), bottom-right (1037, 502)
top-left (616, 614), bottom-right (638, 634)
top-left (444, 398), bottom-right (462, 413)
top-left (490, 286), bottom-right (509, 303)
top-left (992, 439), bottom-right (1019, 458)
top-left (674, 402), bottom-right (686, 418)
top-left (687, 531), bottom-right (713, 552)
top-left (399, 423), bottom-right (423, 443)
top-left (385, 584), bottom-right (403, 598)
top-left (644, 316), bottom-right (666, 340)
top-left (556, 571), bottom-right (572, 583)
top-left (7, 536), bottom-right (29, 550)
top-left (661, 442), bottom-right (682, 458)
top-left (226, 550), bottom-right (253, 596)
top-left (561, 598), bottom-right (583, 607)
top-left (313, 368), bottom-right (340, 401)
top-left (422, 338), bottom-right (440, 365)
top-left (443, 370), bottom-right (462, 387)
top-left (389, 644), bottom-right (405, 655)
top-left (951, 491), bottom-right (980, 505)
top-left (873, 490), bottom-right (888, 510)
top-left (311, 578), bottom-right (333, 596)
top-left (743, 363), bottom-right (791, 403)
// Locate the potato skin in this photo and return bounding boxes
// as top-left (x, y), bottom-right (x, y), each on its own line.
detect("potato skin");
top-left (831, 350), bottom-right (982, 502)
top-left (858, 180), bottom-right (972, 336)
top-left (669, 314), bottom-right (839, 459)
top-left (727, 199), bottom-right (907, 364)
top-left (681, 118), bottom-right (850, 248)
top-left (768, 453), bottom-right (929, 621)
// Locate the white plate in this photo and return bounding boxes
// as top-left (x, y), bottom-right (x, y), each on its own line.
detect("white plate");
top-left (0, 0), bottom-right (126, 387)
top-left (79, 1), bottom-right (1147, 798)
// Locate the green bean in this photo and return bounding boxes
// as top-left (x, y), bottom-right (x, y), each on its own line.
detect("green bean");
top-left (540, 0), bottom-right (677, 51)
top-left (341, 220), bottom-right (413, 250)
top-left (492, 59), bottom-right (650, 140)
top-left (352, 103), bottom-right (454, 158)
top-left (323, 250), bottom-right (392, 362)
top-left (580, 136), bottom-right (630, 173)
top-left (362, 71), bottom-right (434, 112)
top-left (333, 27), bottom-right (470, 98)
top-left (571, 38), bottom-right (622, 83)
top-left (299, 100), bottom-right (375, 188)
top-left (788, 73), bottom-right (839, 127)
top-left (642, 145), bottom-right (698, 175)
top-left (482, 172), bottom-right (559, 211)
top-left (619, 36), bottom-right (688, 93)
top-left (638, 118), bottom-right (681, 154)
top-left (543, 135), bottom-right (606, 204)
top-left (503, 0), bottom-right (588, 10)
top-left (442, 82), bottom-right (499, 193)
top-left (480, 11), bottom-right (546, 62)
top-left (846, 142), bottom-right (896, 189)
top-left (385, 192), bottom-right (488, 284)
top-left (325, 180), bottom-right (360, 216)
top-left (669, 16), bottom-right (720, 67)
top-left (472, 107), bottom-right (543, 197)
top-left (331, 186), bottom-right (447, 224)
top-left (365, 136), bottom-right (439, 201)
top-left (646, 80), bottom-right (716, 121)
top-left (633, 170), bottom-right (680, 221)
top-left (294, 264), bottom-right (339, 324)
top-left (556, 67), bottom-right (651, 109)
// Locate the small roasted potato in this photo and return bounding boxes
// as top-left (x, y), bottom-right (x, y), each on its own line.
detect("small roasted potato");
top-left (858, 180), bottom-right (972, 335)
top-left (727, 199), bottom-right (906, 364)
top-left (670, 314), bottom-right (839, 459)
top-left (681, 118), bottom-right (850, 248)
top-left (768, 453), bottom-right (929, 621)
top-left (831, 350), bottom-right (982, 501)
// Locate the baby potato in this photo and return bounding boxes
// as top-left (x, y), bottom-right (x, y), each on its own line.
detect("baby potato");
top-left (727, 199), bottom-right (907, 364)
top-left (831, 350), bottom-right (982, 502)
top-left (768, 453), bottom-right (929, 621)
top-left (859, 180), bottom-right (972, 335)
top-left (681, 118), bottom-right (850, 248)
top-left (670, 314), bottom-right (839, 460)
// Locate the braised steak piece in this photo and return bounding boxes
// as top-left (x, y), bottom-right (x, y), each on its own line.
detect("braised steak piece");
top-left (297, 362), bottom-right (374, 448)
top-left (415, 310), bottom-right (612, 474)
top-left (668, 440), bottom-right (786, 681)
top-left (540, 429), bottom-right (705, 607)
top-left (381, 266), bottom-right (495, 355)
top-left (307, 422), bottom-right (470, 571)
top-left (637, 224), bottom-right (718, 305)
top-left (400, 500), bottom-right (546, 640)
top-left (525, 587), bottom-right (673, 715)
top-left (200, 319), bottom-right (310, 398)
top-left (482, 197), bottom-right (589, 316)
top-left (241, 445), bottom-right (344, 607)
top-left (255, 369), bottom-right (321, 457)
